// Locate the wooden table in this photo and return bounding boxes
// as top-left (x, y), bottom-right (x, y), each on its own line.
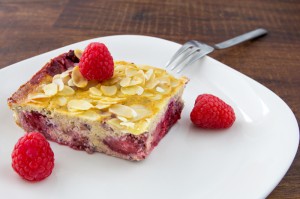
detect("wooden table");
top-left (0, 0), bottom-right (299, 198)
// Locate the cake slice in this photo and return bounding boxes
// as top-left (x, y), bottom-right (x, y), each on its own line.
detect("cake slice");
top-left (7, 49), bottom-right (188, 161)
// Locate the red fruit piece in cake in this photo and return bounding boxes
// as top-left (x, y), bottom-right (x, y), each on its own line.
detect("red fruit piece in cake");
top-left (190, 94), bottom-right (236, 129)
top-left (11, 132), bottom-right (55, 181)
top-left (103, 134), bottom-right (147, 156)
top-left (79, 42), bottom-right (114, 81)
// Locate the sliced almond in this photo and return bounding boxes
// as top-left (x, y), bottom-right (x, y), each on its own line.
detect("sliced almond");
top-left (158, 76), bottom-right (171, 85)
top-left (52, 78), bottom-right (65, 91)
top-left (146, 78), bottom-right (160, 89)
top-left (156, 86), bottom-right (165, 93)
top-left (52, 74), bottom-right (62, 81)
top-left (29, 99), bottom-right (49, 104)
top-left (154, 68), bottom-right (167, 75)
top-left (144, 69), bottom-right (153, 80)
top-left (57, 85), bottom-right (75, 96)
top-left (125, 68), bottom-right (139, 77)
top-left (94, 103), bottom-right (111, 110)
top-left (115, 63), bottom-right (128, 71)
top-left (67, 99), bottom-right (93, 111)
top-left (107, 118), bottom-right (124, 129)
top-left (43, 83), bottom-right (58, 96)
top-left (101, 85), bottom-right (117, 96)
top-left (117, 116), bottom-right (127, 122)
top-left (61, 69), bottom-right (72, 78)
top-left (57, 97), bottom-right (67, 106)
top-left (109, 104), bottom-right (137, 118)
top-left (130, 105), bottom-right (152, 121)
top-left (89, 87), bottom-right (102, 97)
top-left (130, 76), bottom-right (144, 86)
top-left (107, 77), bottom-right (122, 85)
top-left (156, 85), bottom-right (171, 94)
top-left (136, 86), bottom-right (144, 95)
top-left (74, 49), bottom-right (83, 59)
top-left (67, 78), bottom-right (75, 87)
top-left (120, 77), bottom-right (131, 87)
top-left (121, 86), bottom-right (143, 95)
top-left (72, 65), bottom-right (88, 88)
top-left (28, 93), bottom-right (49, 100)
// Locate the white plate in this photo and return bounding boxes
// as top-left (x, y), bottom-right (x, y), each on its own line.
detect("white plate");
top-left (0, 35), bottom-right (298, 199)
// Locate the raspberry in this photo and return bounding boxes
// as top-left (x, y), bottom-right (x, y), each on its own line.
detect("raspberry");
top-left (79, 42), bottom-right (114, 81)
top-left (190, 94), bottom-right (236, 129)
top-left (11, 132), bottom-right (54, 181)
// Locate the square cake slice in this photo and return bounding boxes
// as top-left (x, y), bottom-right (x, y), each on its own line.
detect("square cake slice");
top-left (7, 50), bottom-right (188, 161)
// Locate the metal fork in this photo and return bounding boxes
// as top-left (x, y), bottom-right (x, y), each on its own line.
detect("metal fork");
top-left (165, 28), bottom-right (268, 73)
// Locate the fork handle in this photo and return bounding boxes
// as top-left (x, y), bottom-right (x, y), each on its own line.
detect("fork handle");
top-left (214, 28), bottom-right (268, 49)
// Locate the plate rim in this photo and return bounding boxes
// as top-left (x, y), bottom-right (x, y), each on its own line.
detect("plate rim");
top-left (0, 34), bottom-right (299, 199)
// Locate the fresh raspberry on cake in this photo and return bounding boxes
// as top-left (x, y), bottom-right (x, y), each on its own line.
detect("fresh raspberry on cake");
top-left (79, 42), bottom-right (114, 81)
top-left (11, 132), bottom-right (54, 181)
top-left (190, 94), bottom-right (235, 129)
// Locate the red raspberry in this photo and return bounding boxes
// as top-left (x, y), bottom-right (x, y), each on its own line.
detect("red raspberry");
top-left (79, 42), bottom-right (114, 81)
top-left (190, 94), bottom-right (236, 129)
top-left (11, 132), bottom-right (55, 181)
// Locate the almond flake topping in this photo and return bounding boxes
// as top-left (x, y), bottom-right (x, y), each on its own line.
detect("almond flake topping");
top-left (74, 49), bottom-right (83, 59)
top-left (57, 85), bottom-right (75, 96)
top-left (101, 85), bottom-right (117, 96)
top-left (89, 87), bottom-right (102, 97)
top-left (130, 105), bottom-right (152, 121)
top-left (67, 79), bottom-right (75, 87)
top-left (67, 99), bottom-right (93, 111)
top-left (57, 97), bottom-right (67, 106)
top-left (109, 104), bottom-right (137, 118)
top-left (43, 83), bottom-right (58, 96)
top-left (28, 93), bottom-right (49, 100)
top-left (145, 77), bottom-right (160, 89)
top-left (125, 68), bottom-right (139, 77)
top-left (117, 116), bottom-right (128, 122)
top-left (52, 78), bottom-right (65, 91)
top-left (94, 103), bottom-right (111, 110)
top-left (72, 65), bottom-right (88, 88)
top-left (156, 86), bottom-right (165, 93)
top-left (121, 86), bottom-right (144, 95)
top-left (145, 69), bottom-right (153, 80)
top-left (120, 77), bottom-right (131, 87)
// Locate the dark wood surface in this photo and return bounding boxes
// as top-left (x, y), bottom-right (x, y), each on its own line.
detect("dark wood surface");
top-left (0, 0), bottom-right (299, 198)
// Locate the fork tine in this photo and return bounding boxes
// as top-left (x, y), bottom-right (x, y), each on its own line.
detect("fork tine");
top-left (176, 50), bottom-right (211, 73)
top-left (169, 47), bottom-right (200, 70)
top-left (165, 42), bottom-right (194, 68)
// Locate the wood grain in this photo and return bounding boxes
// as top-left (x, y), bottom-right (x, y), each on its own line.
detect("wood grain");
top-left (0, 0), bottom-right (299, 198)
